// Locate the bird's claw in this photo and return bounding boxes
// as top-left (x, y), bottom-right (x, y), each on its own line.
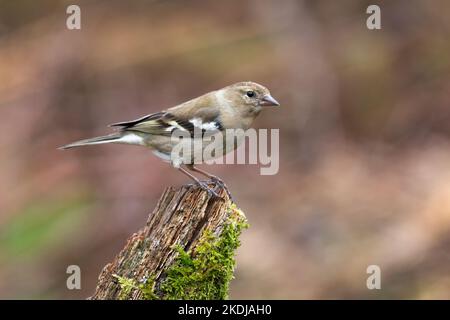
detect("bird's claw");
top-left (196, 181), bottom-right (224, 200)
top-left (209, 177), bottom-right (234, 202)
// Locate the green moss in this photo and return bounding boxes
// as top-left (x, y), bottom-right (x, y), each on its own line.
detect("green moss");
top-left (114, 274), bottom-right (158, 300)
top-left (114, 204), bottom-right (248, 300)
top-left (160, 204), bottom-right (248, 300)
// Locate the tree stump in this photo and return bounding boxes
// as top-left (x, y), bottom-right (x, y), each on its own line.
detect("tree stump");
top-left (89, 183), bottom-right (248, 300)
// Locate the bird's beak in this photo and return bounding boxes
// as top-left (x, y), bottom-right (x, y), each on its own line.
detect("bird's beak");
top-left (260, 94), bottom-right (280, 107)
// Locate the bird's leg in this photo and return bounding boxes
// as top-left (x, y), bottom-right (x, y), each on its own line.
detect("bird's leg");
top-left (185, 165), bottom-right (233, 201)
top-left (186, 165), bottom-right (226, 186)
top-left (178, 166), bottom-right (222, 199)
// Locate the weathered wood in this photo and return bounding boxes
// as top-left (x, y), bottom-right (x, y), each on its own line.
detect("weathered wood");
top-left (89, 183), bottom-right (245, 300)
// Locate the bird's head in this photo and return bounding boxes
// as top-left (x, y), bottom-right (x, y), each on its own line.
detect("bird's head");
top-left (227, 81), bottom-right (280, 108)
top-left (222, 81), bottom-right (280, 118)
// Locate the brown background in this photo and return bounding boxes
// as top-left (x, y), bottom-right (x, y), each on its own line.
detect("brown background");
top-left (1, 0), bottom-right (450, 299)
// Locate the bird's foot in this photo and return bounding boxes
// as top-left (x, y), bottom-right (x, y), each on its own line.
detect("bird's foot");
top-left (196, 181), bottom-right (224, 201)
top-left (208, 176), bottom-right (234, 202)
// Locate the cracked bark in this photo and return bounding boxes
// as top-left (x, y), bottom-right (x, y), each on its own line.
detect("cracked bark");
top-left (89, 183), bottom-right (235, 300)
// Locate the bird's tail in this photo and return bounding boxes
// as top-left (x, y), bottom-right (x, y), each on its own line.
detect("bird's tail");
top-left (59, 133), bottom-right (123, 150)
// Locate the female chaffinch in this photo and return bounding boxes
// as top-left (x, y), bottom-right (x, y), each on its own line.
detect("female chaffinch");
top-left (60, 81), bottom-right (280, 197)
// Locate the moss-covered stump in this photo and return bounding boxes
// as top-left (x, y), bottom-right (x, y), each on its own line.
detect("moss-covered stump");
top-left (89, 183), bottom-right (248, 300)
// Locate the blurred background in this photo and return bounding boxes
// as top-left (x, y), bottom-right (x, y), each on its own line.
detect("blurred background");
top-left (1, 0), bottom-right (450, 299)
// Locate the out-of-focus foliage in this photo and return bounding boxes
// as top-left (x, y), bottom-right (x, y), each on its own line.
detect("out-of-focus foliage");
top-left (1, 0), bottom-right (450, 299)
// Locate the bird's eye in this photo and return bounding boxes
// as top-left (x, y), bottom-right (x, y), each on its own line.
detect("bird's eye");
top-left (246, 91), bottom-right (255, 98)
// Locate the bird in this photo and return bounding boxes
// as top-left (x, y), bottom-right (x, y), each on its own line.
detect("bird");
top-left (60, 81), bottom-right (280, 198)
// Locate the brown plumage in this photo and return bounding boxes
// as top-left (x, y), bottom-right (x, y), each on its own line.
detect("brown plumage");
top-left (60, 81), bottom-right (280, 197)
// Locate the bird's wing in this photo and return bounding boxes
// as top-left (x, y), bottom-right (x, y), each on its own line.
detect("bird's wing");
top-left (109, 112), bottom-right (166, 128)
top-left (111, 108), bottom-right (222, 137)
